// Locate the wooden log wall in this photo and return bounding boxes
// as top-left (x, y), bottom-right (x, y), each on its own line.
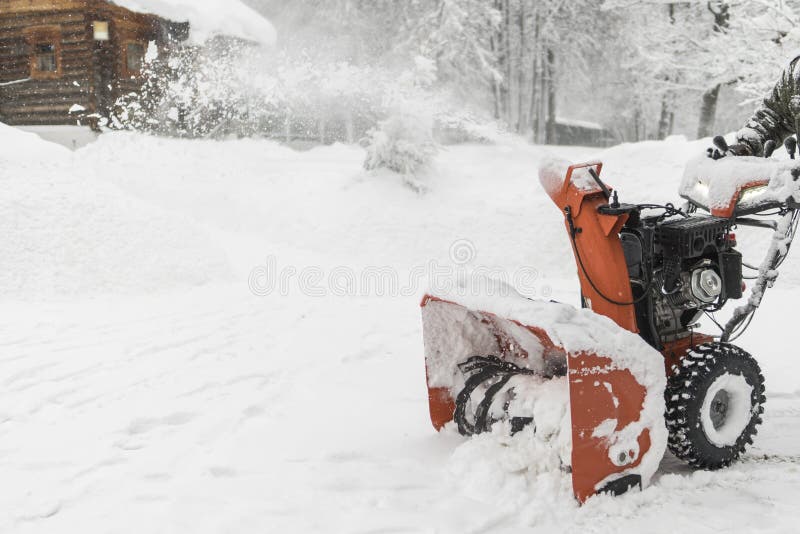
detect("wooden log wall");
top-left (0, 0), bottom-right (164, 126)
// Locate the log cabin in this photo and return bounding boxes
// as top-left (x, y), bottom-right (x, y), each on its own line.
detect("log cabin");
top-left (0, 0), bottom-right (188, 126)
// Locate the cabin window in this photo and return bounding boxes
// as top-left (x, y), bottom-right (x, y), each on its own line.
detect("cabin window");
top-left (126, 43), bottom-right (145, 75)
top-left (24, 26), bottom-right (61, 79)
top-left (35, 43), bottom-right (57, 72)
top-left (93, 21), bottom-right (110, 41)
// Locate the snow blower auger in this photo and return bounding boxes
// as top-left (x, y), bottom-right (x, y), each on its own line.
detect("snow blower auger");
top-left (422, 141), bottom-right (800, 503)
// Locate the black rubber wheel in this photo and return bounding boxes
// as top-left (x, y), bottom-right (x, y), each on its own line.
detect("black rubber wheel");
top-left (665, 342), bottom-right (765, 469)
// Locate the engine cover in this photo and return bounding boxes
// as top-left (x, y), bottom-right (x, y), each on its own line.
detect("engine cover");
top-left (656, 216), bottom-right (731, 257)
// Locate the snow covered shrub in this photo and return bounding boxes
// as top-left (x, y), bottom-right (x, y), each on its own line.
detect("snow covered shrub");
top-left (363, 113), bottom-right (438, 175)
top-left (363, 56), bottom-right (441, 177)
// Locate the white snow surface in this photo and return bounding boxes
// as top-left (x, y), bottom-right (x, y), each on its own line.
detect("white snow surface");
top-left (0, 124), bottom-right (232, 298)
top-left (2, 128), bottom-right (800, 532)
top-left (111, 0), bottom-right (277, 46)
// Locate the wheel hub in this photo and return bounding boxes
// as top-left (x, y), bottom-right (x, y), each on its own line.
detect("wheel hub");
top-left (709, 389), bottom-right (730, 430)
top-left (700, 372), bottom-right (754, 447)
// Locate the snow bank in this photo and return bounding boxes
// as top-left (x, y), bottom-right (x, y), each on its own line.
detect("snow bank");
top-left (112, 0), bottom-right (277, 46)
top-left (596, 136), bottom-right (707, 204)
top-left (0, 121), bottom-right (71, 161)
top-left (0, 125), bottom-right (232, 298)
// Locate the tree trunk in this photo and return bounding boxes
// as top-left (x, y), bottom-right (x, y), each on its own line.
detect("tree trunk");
top-left (529, 11), bottom-right (540, 141)
top-left (535, 49), bottom-right (547, 144)
top-left (503, 0), bottom-right (513, 126)
top-left (658, 4), bottom-right (676, 140)
top-left (545, 49), bottom-right (557, 144)
top-left (658, 95), bottom-right (674, 139)
top-left (516, 1), bottom-right (526, 133)
top-left (697, 84), bottom-right (721, 139)
top-left (697, 2), bottom-right (729, 138)
top-left (669, 106), bottom-right (675, 134)
top-left (633, 101), bottom-right (645, 142)
top-left (492, 0), bottom-right (505, 120)
top-left (489, 34), bottom-right (501, 120)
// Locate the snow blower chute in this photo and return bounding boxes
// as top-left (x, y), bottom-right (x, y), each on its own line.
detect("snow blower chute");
top-left (422, 142), bottom-right (800, 502)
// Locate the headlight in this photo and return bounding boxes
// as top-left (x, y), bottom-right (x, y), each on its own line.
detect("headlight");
top-left (738, 183), bottom-right (769, 206)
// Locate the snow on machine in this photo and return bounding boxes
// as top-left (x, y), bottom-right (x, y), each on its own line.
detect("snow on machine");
top-left (421, 137), bottom-right (800, 502)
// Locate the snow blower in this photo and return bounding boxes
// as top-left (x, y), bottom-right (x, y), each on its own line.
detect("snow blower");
top-left (422, 138), bottom-right (800, 502)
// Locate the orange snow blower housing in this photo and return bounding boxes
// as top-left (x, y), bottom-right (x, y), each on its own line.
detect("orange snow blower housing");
top-left (541, 162), bottom-right (711, 370)
top-left (422, 156), bottom-right (785, 503)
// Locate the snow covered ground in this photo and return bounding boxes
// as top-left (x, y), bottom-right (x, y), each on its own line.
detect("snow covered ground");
top-left (1, 125), bottom-right (799, 533)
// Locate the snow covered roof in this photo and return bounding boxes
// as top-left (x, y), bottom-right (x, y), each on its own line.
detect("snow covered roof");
top-left (555, 116), bottom-right (604, 130)
top-left (111, 0), bottom-right (277, 46)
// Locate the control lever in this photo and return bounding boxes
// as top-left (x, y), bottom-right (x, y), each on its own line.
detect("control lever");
top-left (596, 185), bottom-right (638, 216)
top-left (587, 167), bottom-right (611, 200)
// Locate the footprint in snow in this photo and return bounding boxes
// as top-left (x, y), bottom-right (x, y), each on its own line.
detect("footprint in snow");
top-left (126, 412), bottom-right (196, 435)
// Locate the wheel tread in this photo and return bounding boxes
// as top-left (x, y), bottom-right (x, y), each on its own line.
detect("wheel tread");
top-left (665, 342), bottom-right (765, 470)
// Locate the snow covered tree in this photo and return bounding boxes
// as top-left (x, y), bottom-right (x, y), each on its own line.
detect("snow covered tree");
top-left (110, 0), bottom-right (800, 144)
top-left (399, 0), bottom-right (500, 110)
top-left (603, 0), bottom-right (800, 140)
top-left (363, 57), bottom-right (440, 180)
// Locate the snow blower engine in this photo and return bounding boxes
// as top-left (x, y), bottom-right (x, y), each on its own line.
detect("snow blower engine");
top-left (421, 136), bottom-right (800, 502)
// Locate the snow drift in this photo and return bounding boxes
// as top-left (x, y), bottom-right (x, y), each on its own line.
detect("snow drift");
top-left (0, 124), bottom-right (231, 298)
